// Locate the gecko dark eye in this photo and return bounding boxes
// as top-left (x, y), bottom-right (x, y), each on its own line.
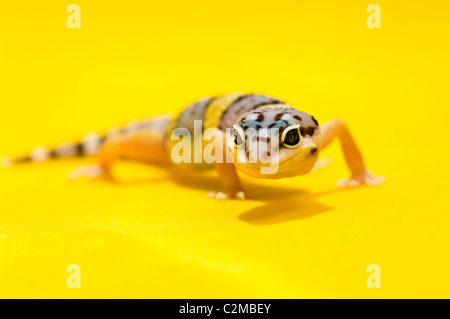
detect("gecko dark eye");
top-left (281, 124), bottom-right (301, 148)
top-left (232, 125), bottom-right (245, 148)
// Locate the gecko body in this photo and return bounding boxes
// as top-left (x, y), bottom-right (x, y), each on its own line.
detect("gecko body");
top-left (1, 93), bottom-right (385, 199)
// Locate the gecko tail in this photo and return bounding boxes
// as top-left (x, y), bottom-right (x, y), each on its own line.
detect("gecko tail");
top-left (0, 132), bottom-right (105, 168)
top-left (0, 115), bottom-right (174, 168)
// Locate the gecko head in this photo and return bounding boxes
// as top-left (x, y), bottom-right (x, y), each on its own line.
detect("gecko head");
top-left (226, 107), bottom-right (321, 179)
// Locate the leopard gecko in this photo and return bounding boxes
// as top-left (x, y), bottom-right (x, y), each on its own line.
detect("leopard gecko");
top-left (1, 93), bottom-right (385, 199)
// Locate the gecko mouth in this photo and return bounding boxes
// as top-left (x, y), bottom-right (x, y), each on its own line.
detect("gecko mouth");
top-left (268, 150), bottom-right (317, 168)
top-left (237, 146), bottom-right (318, 168)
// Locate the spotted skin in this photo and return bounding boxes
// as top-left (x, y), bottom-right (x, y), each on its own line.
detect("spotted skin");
top-left (218, 94), bottom-right (282, 130)
top-left (232, 107), bottom-right (321, 165)
top-left (174, 97), bottom-right (214, 134)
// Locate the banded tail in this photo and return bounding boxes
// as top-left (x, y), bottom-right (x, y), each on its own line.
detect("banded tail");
top-left (0, 115), bottom-right (173, 168)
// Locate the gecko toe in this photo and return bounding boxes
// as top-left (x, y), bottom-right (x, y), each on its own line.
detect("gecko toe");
top-left (68, 165), bottom-right (90, 180)
top-left (236, 191), bottom-right (246, 200)
top-left (215, 192), bottom-right (228, 200)
top-left (336, 178), bottom-right (350, 188)
top-left (336, 169), bottom-right (386, 188)
top-left (208, 191), bottom-right (246, 200)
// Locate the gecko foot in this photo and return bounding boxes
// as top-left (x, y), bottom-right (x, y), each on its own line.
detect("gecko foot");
top-left (68, 164), bottom-right (114, 182)
top-left (208, 190), bottom-right (246, 200)
top-left (336, 168), bottom-right (385, 188)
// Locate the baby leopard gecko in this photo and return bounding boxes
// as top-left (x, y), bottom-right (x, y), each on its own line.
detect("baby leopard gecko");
top-left (1, 93), bottom-right (385, 199)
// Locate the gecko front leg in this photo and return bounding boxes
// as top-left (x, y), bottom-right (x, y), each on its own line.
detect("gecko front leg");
top-left (207, 132), bottom-right (246, 200)
top-left (209, 161), bottom-right (246, 200)
top-left (320, 119), bottom-right (385, 187)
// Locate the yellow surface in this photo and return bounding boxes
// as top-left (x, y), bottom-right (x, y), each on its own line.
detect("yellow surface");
top-left (0, 1), bottom-right (449, 298)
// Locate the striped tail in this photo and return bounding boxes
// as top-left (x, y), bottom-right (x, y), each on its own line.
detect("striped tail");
top-left (0, 115), bottom-right (173, 168)
top-left (0, 131), bottom-right (109, 168)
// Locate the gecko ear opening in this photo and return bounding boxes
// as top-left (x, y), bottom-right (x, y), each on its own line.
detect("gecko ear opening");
top-left (232, 124), bottom-right (245, 148)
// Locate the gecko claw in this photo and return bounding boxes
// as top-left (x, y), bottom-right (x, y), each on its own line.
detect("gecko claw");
top-left (208, 190), bottom-right (246, 200)
top-left (236, 191), bottom-right (246, 200)
top-left (336, 168), bottom-right (386, 188)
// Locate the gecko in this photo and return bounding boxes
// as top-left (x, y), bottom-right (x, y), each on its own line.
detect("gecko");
top-left (0, 93), bottom-right (385, 199)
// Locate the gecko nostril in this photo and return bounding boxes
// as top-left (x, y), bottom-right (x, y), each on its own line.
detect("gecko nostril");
top-left (310, 148), bottom-right (318, 154)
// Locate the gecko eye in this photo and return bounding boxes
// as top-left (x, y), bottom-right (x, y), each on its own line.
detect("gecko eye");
top-left (232, 125), bottom-right (245, 148)
top-left (281, 124), bottom-right (301, 148)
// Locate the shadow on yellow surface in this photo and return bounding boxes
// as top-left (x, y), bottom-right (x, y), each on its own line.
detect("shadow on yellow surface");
top-left (238, 188), bottom-right (338, 225)
top-left (171, 170), bottom-right (336, 224)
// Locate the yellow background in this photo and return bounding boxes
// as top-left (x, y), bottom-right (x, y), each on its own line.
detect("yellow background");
top-left (0, 1), bottom-right (449, 298)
